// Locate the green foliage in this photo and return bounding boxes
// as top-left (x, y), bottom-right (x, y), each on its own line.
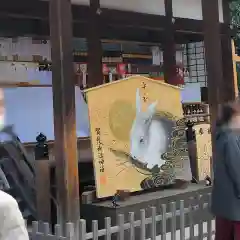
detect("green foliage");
top-left (230, 0), bottom-right (240, 27)
top-left (231, 0), bottom-right (240, 41)
top-left (230, 1), bottom-right (240, 89)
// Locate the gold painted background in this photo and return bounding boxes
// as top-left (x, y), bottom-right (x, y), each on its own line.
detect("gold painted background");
top-left (86, 76), bottom-right (187, 198)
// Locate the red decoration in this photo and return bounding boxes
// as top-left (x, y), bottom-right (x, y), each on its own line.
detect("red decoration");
top-left (169, 63), bottom-right (185, 85)
top-left (102, 64), bottom-right (109, 75)
top-left (117, 63), bottom-right (126, 75)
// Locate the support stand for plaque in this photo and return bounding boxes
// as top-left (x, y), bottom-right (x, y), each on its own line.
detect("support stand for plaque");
top-left (34, 133), bottom-right (51, 228)
top-left (81, 184), bottom-right (211, 240)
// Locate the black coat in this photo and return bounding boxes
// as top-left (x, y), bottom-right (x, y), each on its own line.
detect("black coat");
top-left (211, 127), bottom-right (240, 221)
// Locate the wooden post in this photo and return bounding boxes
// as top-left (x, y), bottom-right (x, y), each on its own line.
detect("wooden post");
top-left (163, 0), bottom-right (177, 84)
top-left (35, 160), bottom-right (51, 223)
top-left (231, 40), bottom-right (239, 98)
top-left (202, 0), bottom-right (223, 157)
top-left (87, 0), bottom-right (103, 87)
top-left (49, 0), bottom-right (80, 228)
top-left (35, 134), bottom-right (51, 224)
top-left (221, 0), bottom-right (236, 101)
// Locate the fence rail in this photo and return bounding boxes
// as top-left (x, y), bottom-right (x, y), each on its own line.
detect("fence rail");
top-left (29, 193), bottom-right (214, 240)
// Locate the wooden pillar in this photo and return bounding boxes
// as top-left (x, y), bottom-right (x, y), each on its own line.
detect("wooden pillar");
top-left (202, 0), bottom-right (223, 156)
top-left (221, 0), bottom-right (236, 101)
top-left (232, 40), bottom-right (240, 97)
top-left (49, 0), bottom-right (80, 227)
top-left (87, 0), bottom-right (103, 87)
top-left (163, 0), bottom-right (177, 84)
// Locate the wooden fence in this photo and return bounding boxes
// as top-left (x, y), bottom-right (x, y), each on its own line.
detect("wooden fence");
top-left (28, 193), bottom-right (214, 240)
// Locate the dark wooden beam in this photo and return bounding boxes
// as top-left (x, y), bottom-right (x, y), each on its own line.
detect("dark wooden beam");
top-left (174, 18), bottom-right (203, 34)
top-left (202, 0), bottom-right (223, 155)
top-left (99, 8), bottom-right (164, 30)
top-left (0, 0), bottom-right (227, 34)
top-left (0, 16), bottom-right (203, 44)
top-left (87, 0), bottom-right (103, 87)
top-left (49, 0), bottom-right (80, 228)
top-left (221, 0), bottom-right (236, 101)
top-left (163, 0), bottom-right (177, 84)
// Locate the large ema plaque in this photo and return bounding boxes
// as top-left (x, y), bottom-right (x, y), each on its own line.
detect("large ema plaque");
top-left (85, 76), bottom-right (192, 198)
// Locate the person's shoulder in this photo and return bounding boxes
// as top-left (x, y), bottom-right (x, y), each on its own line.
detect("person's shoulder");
top-left (228, 129), bottom-right (240, 139)
top-left (0, 190), bottom-right (18, 210)
top-left (225, 129), bottom-right (240, 147)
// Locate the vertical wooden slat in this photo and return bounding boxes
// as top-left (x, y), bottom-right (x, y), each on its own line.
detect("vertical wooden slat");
top-left (49, 0), bottom-right (80, 228)
top-left (151, 207), bottom-right (156, 240)
top-left (32, 221), bottom-right (39, 238)
top-left (66, 223), bottom-right (75, 240)
top-left (129, 212), bottom-right (135, 240)
top-left (179, 200), bottom-right (185, 240)
top-left (207, 193), bottom-right (212, 240)
top-left (92, 220), bottom-right (98, 240)
top-left (188, 197), bottom-right (194, 239)
top-left (140, 209), bottom-right (146, 240)
top-left (170, 202), bottom-right (176, 240)
top-left (104, 217), bottom-right (111, 240)
top-left (54, 224), bottom-right (62, 238)
top-left (198, 195), bottom-right (204, 240)
top-left (117, 214), bottom-right (124, 240)
top-left (207, 218), bottom-right (212, 240)
top-left (79, 219), bottom-right (86, 240)
top-left (161, 204), bottom-right (167, 240)
top-left (43, 222), bottom-right (50, 236)
top-left (207, 193), bottom-right (212, 210)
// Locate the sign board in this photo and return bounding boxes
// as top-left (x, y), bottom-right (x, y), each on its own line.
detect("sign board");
top-left (85, 75), bottom-right (192, 198)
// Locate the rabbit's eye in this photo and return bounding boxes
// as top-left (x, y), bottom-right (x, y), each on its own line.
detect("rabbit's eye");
top-left (140, 138), bottom-right (144, 144)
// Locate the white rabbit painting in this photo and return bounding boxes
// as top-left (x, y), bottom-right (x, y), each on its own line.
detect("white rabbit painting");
top-left (130, 88), bottom-right (174, 172)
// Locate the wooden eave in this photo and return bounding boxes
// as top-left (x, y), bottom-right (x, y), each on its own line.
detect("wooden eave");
top-left (0, 0), bottom-right (229, 43)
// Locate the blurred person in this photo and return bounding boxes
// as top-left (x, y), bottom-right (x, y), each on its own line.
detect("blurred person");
top-left (212, 101), bottom-right (240, 240)
top-left (0, 190), bottom-right (29, 240)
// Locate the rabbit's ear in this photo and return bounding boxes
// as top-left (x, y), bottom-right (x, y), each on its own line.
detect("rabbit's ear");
top-left (146, 101), bottom-right (158, 117)
top-left (136, 88), bottom-right (142, 114)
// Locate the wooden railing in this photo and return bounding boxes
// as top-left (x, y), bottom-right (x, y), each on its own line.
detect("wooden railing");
top-left (28, 192), bottom-right (214, 240)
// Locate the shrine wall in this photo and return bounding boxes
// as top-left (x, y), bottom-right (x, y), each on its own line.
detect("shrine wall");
top-left (0, 38), bottom-right (90, 142)
top-left (172, 0), bottom-right (223, 22)
top-left (2, 87), bottom-right (90, 142)
top-left (0, 37), bottom-right (206, 88)
top-left (0, 37), bottom-right (205, 142)
top-left (99, 0), bottom-right (165, 15)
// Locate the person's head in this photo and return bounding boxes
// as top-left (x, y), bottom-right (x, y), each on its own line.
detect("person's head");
top-left (217, 101), bottom-right (240, 129)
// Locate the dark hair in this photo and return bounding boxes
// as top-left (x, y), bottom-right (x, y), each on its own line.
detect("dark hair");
top-left (217, 101), bottom-right (240, 127)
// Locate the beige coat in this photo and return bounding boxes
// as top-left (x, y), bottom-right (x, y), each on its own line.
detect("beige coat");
top-left (0, 190), bottom-right (29, 240)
